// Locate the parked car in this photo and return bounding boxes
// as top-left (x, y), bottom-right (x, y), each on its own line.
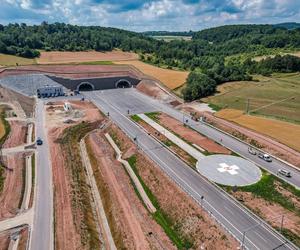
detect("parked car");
top-left (258, 153), bottom-right (272, 162)
top-left (248, 147), bottom-right (256, 155)
top-left (36, 137), bottom-right (43, 145)
top-left (278, 169), bottom-right (291, 177)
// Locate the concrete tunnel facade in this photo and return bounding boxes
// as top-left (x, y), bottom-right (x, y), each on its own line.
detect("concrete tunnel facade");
top-left (47, 75), bottom-right (140, 91)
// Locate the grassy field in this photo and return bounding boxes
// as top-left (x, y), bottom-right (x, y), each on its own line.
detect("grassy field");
top-left (202, 73), bottom-right (300, 124)
top-left (216, 109), bottom-right (300, 152)
top-left (115, 60), bottom-right (188, 89)
top-left (151, 36), bottom-right (192, 42)
top-left (0, 53), bottom-right (36, 66)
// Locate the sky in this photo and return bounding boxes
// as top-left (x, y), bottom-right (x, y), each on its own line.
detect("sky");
top-left (1, 0), bottom-right (300, 31)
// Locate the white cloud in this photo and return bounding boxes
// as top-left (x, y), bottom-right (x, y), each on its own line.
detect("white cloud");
top-left (1, 0), bottom-right (300, 31)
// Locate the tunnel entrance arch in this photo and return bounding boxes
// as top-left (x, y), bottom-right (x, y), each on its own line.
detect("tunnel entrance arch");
top-left (77, 82), bottom-right (95, 91)
top-left (115, 79), bottom-right (132, 88)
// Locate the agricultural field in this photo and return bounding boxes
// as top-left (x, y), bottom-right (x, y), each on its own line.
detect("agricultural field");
top-left (216, 109), bottom-right (300, 152)
top-left (0, 53), bottom-right (36, 66)
top-left (202, 73), bottom-right (300, 124)
top-left (151, 35), bottom-right (192, 42)
top-left (115, 60), bottom-right (188, 89)
top-left (37, 50), bottom-right (138, 64)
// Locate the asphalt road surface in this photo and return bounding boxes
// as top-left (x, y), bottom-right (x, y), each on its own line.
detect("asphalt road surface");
top-left (106, 88), bottom-right (300, 189)
top-left (85, 89), bottom-right (297, 250)
top-left (30, 99), bottom-right (53, 250)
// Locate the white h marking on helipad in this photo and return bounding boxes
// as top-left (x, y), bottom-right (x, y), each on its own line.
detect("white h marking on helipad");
top-left (218, 163), bottom-right (239, 175)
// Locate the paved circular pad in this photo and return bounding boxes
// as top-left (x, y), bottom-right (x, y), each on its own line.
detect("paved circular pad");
top-left (196, 155), bottom-right (261, 186)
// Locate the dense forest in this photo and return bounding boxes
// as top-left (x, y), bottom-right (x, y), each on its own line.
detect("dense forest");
top-left (1, 22), bottom-right (300, 101)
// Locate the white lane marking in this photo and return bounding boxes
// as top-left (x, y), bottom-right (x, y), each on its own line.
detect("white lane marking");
top-left (88, 91), bottom-right (295, 250)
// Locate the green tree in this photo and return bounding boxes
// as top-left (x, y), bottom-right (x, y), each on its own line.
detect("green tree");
top-left (182, 72), bottom-right (216, 101)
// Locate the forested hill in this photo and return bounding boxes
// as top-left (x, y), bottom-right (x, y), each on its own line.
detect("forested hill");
top-left (0, 22), bottom-right (156, 58)
top-left (193, 24), bottom-right (300, 45)
top-left (1, 22), bottom-right (300, 101)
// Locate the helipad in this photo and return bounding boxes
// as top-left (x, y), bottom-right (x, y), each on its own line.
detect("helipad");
top-left (196, 155), bottom-right (262, 186)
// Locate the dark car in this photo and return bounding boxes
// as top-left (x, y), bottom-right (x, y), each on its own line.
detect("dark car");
top-left (36, 137), bottom-right (43, 145)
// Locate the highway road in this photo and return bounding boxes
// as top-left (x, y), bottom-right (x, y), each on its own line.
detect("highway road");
top-left (30, 99), bottom-right (53, 250)
top-left (85, 89), bottom-right (297, 250)
top-left (109, 88), bottom-right (300, 189)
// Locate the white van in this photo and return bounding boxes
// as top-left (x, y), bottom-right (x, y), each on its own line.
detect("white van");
top-left (278, 169), bottom-right (291, 177)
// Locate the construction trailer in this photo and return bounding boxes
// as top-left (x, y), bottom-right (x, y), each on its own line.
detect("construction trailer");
top-left (37, 85), bottom-right (64, 98)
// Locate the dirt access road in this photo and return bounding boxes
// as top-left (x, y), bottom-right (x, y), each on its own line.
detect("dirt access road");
top-left (46, 100), bottom-right (103, 250)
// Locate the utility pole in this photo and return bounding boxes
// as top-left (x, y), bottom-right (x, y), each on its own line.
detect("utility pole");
top-left (246, 98), bottom-right (250, 114)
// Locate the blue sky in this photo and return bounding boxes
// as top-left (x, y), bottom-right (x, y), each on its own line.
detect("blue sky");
top-left (1, 0), bottom-right (300, 31)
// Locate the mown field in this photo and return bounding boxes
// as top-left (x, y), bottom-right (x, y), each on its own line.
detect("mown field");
top-left (115, 60), bottom-right (188, 89)
top-left (0, 53), bottom-right (36, 66)
top-left (216, 109), bottom-right (300, 152)
top-left (202, 73), bottom-right (300, 124)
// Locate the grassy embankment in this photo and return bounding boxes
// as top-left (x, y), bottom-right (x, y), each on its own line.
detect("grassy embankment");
top-left (127, 155), bottom-right (192, 249)
top-left (0, 109), bottom-right (11, 193)
top-left (78, 61), bottom-right (114, 65)
top-left (0, 53), bottom-right (36, 66)
top-left (222, 171), bottom-right (300, 246)
top-left (58, 121), bottom-right (100, 249)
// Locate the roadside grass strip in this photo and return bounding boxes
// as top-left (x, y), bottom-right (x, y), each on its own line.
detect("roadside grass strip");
top-left (0, 110), bottom-right (11, 193)
top-left (138, 113), bottom-right (204, 160)
top-left (221, 171), bottom-right (300, 246)
top-left (127, 155), bottom-right (192, 249)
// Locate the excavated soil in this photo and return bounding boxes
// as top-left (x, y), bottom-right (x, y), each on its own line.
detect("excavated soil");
top-left (0, 86), bottom-right (35, 117)
top-left (0, 231), bottom-right (10, 250)
top-left (108, 125), bottom-right (238, 249)
top-left (0, 153), bottom-right (25, 220)
top-left (46, 100), bottom-right (103, 250)
top-left (159, 113), bottom-right (231, 154)
top-left (136, 119), bottom-right (197, 166)
top-left (18, 227), bottom-right (29, 250)
top-left (233, 191), bottom-right (300, 242)
top-left (87, 130), bottom-right (175, 250)
top-left (3, 121), bottom-right (27, 148)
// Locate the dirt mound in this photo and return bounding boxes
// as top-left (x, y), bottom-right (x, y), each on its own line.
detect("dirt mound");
top-left (0, 153), bottom-right (26, 220)
top-left (159, 113), bottom-right (231, 154)
top-left (3, 121), bottom-right (27, 148)
top-left (0, 86), bottom-right (35, 117)
top-left (137, 79), bottom-right (177, 103)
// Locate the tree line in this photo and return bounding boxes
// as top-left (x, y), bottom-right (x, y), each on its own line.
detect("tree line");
top-left (1, 22), bottom-right (300, 101)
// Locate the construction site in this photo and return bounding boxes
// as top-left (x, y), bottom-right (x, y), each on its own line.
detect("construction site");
top-left (0, 64), bottom-right (299, 250)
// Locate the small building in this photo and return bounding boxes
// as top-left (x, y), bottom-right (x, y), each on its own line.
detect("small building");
top-left (37, 85), bottom-right (64, 98)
